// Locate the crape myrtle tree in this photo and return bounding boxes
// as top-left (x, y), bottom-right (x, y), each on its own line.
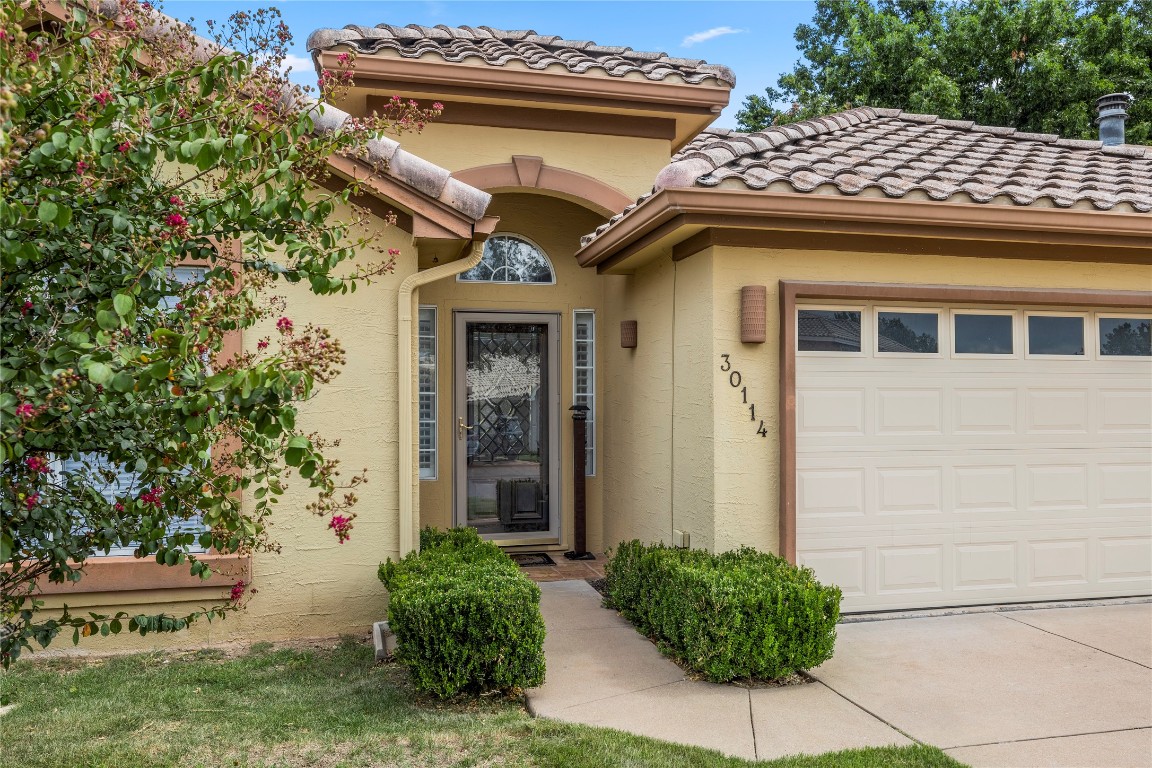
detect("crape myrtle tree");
top-left (0, 0), bottom-right (441, 664)
top-left (736, 0), bottom-right (1151, 143)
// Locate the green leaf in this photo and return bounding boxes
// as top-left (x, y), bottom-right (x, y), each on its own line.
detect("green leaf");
top-left (96, 310), bottom-right (120, 331)
top-left (38, 201), bottom-right (58, 224)
top-left (86, 362), bottom-right (113, 385)
top-left (110, 372), bottom-right (134, 393)
top-left (113, 294), bottom-right (135, 318)
top-left (0, 532), bottom-right (12, 564)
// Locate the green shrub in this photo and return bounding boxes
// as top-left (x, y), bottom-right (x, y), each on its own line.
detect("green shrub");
top-left (378, 527), bottom-right (546, 698)
top-left (605, 541), bottom-right (842, 682)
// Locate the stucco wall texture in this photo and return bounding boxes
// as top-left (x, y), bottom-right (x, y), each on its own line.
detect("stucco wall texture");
top-left (598, 245), bottom-right (1152, 561)
top-left (50, 206), bottom-right (416, 652)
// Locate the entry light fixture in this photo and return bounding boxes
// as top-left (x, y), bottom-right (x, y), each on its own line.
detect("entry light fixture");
top-left (741, 285), bottom-right (767, 344)
top-left (621, 320), bottom-right (638, 349)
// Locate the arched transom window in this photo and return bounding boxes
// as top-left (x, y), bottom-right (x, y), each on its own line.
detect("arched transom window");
top-left (458, 234), bottom-right (555, 284)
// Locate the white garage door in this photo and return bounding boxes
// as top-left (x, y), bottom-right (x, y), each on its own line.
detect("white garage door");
top-left (795, 302), bottom-right (1152, 612)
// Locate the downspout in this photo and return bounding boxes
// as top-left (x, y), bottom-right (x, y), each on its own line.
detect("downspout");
top-left (397, 241), bottom-right (485, 556)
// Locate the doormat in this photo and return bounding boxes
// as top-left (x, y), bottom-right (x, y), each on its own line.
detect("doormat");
top-left (510, 553), bottom-right (556, 567)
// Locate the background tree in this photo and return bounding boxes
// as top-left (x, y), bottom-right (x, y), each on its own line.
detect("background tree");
top-left (735, 0), bottom-right (1151, 143)
top-left (0, 0), bottom-right (439, 664)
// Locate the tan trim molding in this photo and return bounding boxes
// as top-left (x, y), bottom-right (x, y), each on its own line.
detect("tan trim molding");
top-left (366, 97), bottom-right (677, 142)
top-left (34, 554), bottom-right (251, 595)
top-left (777, 280), bottom-right (1152, 564)
top-left (577, 188), bottom-right (1152, 271)
top-left (453, 161), bottom-right (633, 218)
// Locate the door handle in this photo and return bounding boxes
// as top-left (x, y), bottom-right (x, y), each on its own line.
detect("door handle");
top-left (457, 417), bottom-right (474, 439)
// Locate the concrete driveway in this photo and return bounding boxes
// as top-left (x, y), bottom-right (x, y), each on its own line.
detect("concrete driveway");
top-left (527, 582), bottom-right (1152, 767)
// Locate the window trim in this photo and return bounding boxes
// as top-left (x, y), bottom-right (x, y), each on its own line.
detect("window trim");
top-left (950, 309), bottom-right (1019, 359)
top-left (573, 309), bottom-right (596, 476)
top-left (874, 306), bottom-right (945, 357)
top-left (795, 304), bottom-right (868, 357)
top-left (1024, 311), bottom-right (1090, 359)
top-left (456, 233), bottom-right (557, 285)
top-left (1095, 312), bottom-right (1152, 359)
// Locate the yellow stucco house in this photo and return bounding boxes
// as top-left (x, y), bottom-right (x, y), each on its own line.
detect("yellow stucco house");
top-left (53, 21), bottom-right (1151, 648)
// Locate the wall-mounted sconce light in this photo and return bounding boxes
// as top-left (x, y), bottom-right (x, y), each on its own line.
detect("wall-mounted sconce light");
top-left (741, 285), bottom-right (767, 344)
top-left (620, 320), bottom-right (638, 349)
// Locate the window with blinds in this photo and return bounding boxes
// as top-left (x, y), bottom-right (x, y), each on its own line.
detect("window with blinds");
top-left (418, 306), bottom-right (438, 480)
top-left (574, 310), bottom-right (595, 476)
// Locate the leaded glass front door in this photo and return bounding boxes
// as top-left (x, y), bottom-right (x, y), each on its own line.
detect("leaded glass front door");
top-left (455, 313), bottom-right (560, 543)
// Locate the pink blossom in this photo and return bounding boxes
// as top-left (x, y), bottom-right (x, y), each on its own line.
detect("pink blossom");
top-left (114, 502), bottom-right (125, 512)
top-left (15, 403), bottom-right (36, 419)
top-left (174, 302), bottom-right (184, 311)
top-left (388, 248), bottom-right (400, 257)
top-left (257, 339), bottom-right (269, 351)
top-left (25, 456), bottom-right (50, 474)
top-left (168, 195), bottom-right (183, 207)
top-left (253, 103), bottom-right (267, 115)
top-left (26, 50), bottom-right (38, 62)
top-left (117, 141), bottom-right (132, 153)
top-left (20, 300), bottom-right (33, 316)
top-left (24, 492), bottom-right (40, 510)
top-left (123, 17), bottom-right (138, 31)
top-left (229, 580), bottom-right (246, 602)
top-left (138, 486), bottom-right (163, 507)
top-left (276, 317), bottom-right (293, 334)
top-left (166, 213), bottom-right (186, 228)
top-left (75, 160), bottom-right (89, 174)
top-left (336, 52), bottom-right (350, 64)
top-left (432, 102), bottom-right (444, 111)
top-left (94, 91), bottom-right (112, 107)
top-left (328, 515), bottom-right (352, 544)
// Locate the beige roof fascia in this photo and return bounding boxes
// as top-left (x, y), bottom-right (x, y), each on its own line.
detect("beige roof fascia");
top-left (575, 188), bottom-right (1152, 273)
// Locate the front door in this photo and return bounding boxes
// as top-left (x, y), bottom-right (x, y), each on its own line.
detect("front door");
top-left (455, 312), bottom-right (561, 544)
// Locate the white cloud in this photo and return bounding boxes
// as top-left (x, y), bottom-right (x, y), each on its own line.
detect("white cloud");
top-left (280, 53), bottom-right (315, 75)
top-left (681, 26), bottom-right (745, 48)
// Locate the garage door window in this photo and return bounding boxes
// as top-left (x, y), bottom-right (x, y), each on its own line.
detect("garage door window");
top-left (1098, 316), bottom-right (1151, 357)
top-left (797, 309), bottom-right (863, 353)
top-left (1027, 314), bottom-right (1085, 356)
top-left (954, 312), bottom-right (1014, 355)
top-left (876, 310), bottom-right (940, 354)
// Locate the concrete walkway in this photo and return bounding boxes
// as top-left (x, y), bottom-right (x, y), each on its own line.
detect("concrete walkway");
top-left (526, 580), bottom-right (1152, 766)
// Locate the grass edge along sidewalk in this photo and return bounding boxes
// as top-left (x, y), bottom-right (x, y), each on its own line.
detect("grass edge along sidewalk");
top-left (0, 638), bottom-right (967, 767)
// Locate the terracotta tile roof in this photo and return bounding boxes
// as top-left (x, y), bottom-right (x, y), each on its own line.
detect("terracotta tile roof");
top-left (306, 24), bottom-right (736, 87)
top-left (581, 107), bottom-right (1152, 247)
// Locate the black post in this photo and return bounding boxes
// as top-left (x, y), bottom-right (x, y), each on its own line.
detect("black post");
top-left (565, 404), bottom-right (594, 560)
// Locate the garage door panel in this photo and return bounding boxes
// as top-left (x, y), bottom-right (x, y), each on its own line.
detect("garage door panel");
top-left (1100, 389), bottom-right (1152, 433)
top-left (797, 301), bottom-right (1152, 611)
top-left (953, 388), bottom-right (1018, 434)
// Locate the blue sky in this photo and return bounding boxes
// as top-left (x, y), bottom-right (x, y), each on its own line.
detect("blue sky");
top-left (164, 1), bottom-right (818, 128)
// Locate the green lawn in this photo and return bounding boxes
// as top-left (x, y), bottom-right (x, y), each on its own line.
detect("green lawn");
top-left (0, 638), bottom-right (966, 768)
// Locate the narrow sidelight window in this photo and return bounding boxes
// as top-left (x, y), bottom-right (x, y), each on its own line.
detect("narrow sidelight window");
top-left (418, 306), bottom-right (438, 479)
top-left (574, 310), bottom-right (595, 475)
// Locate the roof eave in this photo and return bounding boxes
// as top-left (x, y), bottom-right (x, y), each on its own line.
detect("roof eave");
top-left (576, 188), bottom-right (1152, 273)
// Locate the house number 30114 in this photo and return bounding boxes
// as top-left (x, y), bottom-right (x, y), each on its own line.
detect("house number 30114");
top-left (719, 354), bottom-right (768, 438)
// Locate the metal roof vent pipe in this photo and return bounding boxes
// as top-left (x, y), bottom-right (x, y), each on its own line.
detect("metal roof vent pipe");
top-left (1095, 92), bottom-right (1133, 146)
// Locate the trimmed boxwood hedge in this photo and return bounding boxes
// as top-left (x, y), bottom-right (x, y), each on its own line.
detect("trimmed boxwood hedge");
top-left (605, 541), bottom-right (842, 682)
top-left (378, 527), bottom-right (546, 698)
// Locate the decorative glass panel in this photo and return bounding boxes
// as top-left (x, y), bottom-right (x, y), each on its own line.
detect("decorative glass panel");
top-left (955, 314), bottom-right (1013, 354)
top-left (418, 306), bottom-right (438, 479)
top-left (1028, 315), bottom-right (1084, 355)
top-left (574, 310), bottom-right (595, 476)
top-left (878, 311), bottom-right (939, 354)
top-left (1099, 317), bottom-right (1151, 357)
top-left (464, 322), bottom-right (550, 535)
top-left (458, 235), bottom-right (555, 284)
top-left (797, 309), bottom-right (861, 352)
